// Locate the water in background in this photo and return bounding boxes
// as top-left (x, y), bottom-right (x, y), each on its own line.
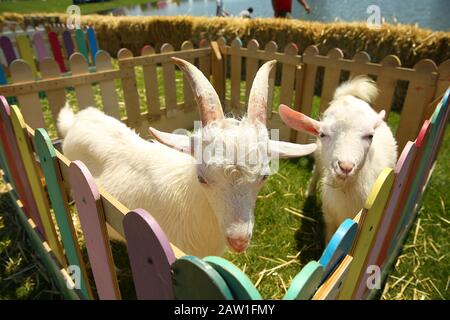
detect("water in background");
top-left (98, 0), bottom-right (450, 31)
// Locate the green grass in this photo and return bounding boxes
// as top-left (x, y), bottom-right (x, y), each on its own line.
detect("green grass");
top-left (0, 62), bottom-right (448, 299)
top-left (0, 0), bottom-right (157, 15)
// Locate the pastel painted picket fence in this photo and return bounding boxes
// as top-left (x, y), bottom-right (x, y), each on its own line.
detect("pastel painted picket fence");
top-left (0, 37), bottom-right (448, 300)
top-left (0, 25), bottom-right (100, 81)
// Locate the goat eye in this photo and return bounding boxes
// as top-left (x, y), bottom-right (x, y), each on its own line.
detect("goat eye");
top-left (319, 132), bottom-right (327, 138)
top-left (261, 174), bottom-right (269, 181)
top-left (197, 175), bottom-right (207, 184)
top-left (363, 134), bottom-right (374, 140)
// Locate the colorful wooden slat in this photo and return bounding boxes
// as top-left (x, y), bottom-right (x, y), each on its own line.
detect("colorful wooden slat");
top-left (379, 121), bottom-right (430, 265)
top-left (68, 160), bottom-right (121, 300)
top-left (0, 64), bottom-right (6, 85)
top-left (313, 255), bottom-right (353, 300)
top-left (180, 41), bottom-right (195, 112)
top-left (34, 129), bottom-right (93, 299)
top-left (279, 43), bottom-right (298, 108)
top-left (16, 35), bottom-right (37, 76)
top-left (87, 27), bottom-right (98, 64)
top-left (355, 141), bottom-right (416, 299)
top-left (123, 209), bottom-right (176, 300)
top-left (230, 37), bottom-right (243, 112)
top-left (0, 36), bottom-right (17, 65)
top-left (69, 53), bottom-right (95, 109)
top-left (161, 43), bottom-right (177, 118)
top-left (283, 261), bottom-right (324, 300)
top-left (319, 218), bottom-right (357, 281)
top-left (172, 255), bottom-right (234, 300)
top-left (62, 30), bottom-right (75, 58)
top-left (117, 48), bottom-right (142, 130)
top-left (203, 256), bottom-right (262, 300)
top-left (75, 29), bottom-right (89, 63)
top-left (0, 141), bottom-right (13, 184)
top-left (10, 105), bottom-right (66, 266)
top-left (95, 50), bottom-right (120, 119)
top-left (32, 32), bottom-right (50, 62)
top-left (9, 60), bottom-right (46, 129)
top-left (0, 96), bottom-right (41, 225)
top-left (48, 31), bottom-right (67, 72)
top-left (338, 168), bottom-right (395, 299)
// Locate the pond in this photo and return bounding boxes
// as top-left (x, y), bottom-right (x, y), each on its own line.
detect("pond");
top-left (97, 0), bottom-right (450, 31)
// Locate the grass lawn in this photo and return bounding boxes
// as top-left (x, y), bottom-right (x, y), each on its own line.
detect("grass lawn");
top-left (0, 62), bottom-right (449, 299)
top-left (0, 0), bottom-right (157, 15)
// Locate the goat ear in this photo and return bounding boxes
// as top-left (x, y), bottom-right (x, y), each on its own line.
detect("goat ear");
top-left (278, 104), bottom-right (320, 136)
top-left (374, 110), bottom-right (386, 128)
top-left (269, 140), bottom-right (317, 159)
top-left (148, 127), bottom-right (192, 154)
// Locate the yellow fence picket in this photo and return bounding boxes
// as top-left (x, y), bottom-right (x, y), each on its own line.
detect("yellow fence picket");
top-left (279, 43), bottom-right (299, 108)
top-left (10, 106), bottom-right (66, 266)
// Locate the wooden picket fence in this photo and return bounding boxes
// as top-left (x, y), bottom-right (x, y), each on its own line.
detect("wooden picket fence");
top-left (0, 37), bottom-right (448, 300)
top-left (0, 19), bottom-right (99, 84)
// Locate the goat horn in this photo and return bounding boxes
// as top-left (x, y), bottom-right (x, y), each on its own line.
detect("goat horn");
top-left (172, 57), bottom-right (224, 125)
top-left (247, 60), bottom-right (276, 126)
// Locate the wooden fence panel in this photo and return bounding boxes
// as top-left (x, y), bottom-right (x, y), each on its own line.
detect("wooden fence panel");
top-left (87, 27), bottom-right (98, 64)
top-left (283, 261), bottom-right (324, 300)
top-left (264, 41), bottom-right (278, 118)
top-left (212, 38), bottom-right (226, 105)
top-left (320, 48), bottom-right (344, 113)
top-left (95, 50), bottom-right (120, 119)
top-left (141, 45), bottom-right (161, 118)
top-left (296, 45), bottom-right (319, 144)
top-left (199, 40), bottom-right (211, 80)
top-left (69, 160), bottom-right (121, 300)
top-left (313, 255), bottom-right (353, 300)
top-left (62, 30), bottom-right (75, 58)
top-left (338, 168), bottom-right (395, 299)
top-left (34, 128), bottom-right (93, 299)
top-left (10, 105), bottom-right (66, 266)
top-left (230, 38), bottom-right (243, 112)
top-left (374, 55), bottom-right (401, 115)
top-left (396, 59), bottom-right (438, 150)
top-left (245, 40), bottom-right (259, 107)
top-left (349, 52), bottom-right (370, 78)
top-left (172, 255), bottom-right (233, 300)
top-left (10, 60), bottom-right (46, 129)
top-left (69, 53), bottom-right (95, 109)
top-left (123, 209), bottom-right (176, 300)
top-left (40, 58), bottom-right (67, 134)
top-left (0, 35), bottom-right (17, 65)
top-left (180, 41), bottom-right (195, 112)
top-left (75, 29), bottom-right (89, 63)
top-left (161, 43), bottom-right (177, 117)
top-left (32, 32), bottom-right (49, 62)
top-left (279, 43), bottom-right (298, 108)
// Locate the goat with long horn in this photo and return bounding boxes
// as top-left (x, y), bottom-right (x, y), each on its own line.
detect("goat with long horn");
top-left (58, 57), bottom-right (317, 257)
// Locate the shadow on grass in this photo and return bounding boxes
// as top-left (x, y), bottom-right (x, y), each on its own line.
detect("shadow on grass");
top-left (294, 157), bottom-right (326, 264)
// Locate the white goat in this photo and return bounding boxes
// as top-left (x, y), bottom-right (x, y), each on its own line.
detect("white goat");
top-left (279, 77), bottom-right (398, 242)
top-left (58, 58), bottom-right (317, 257)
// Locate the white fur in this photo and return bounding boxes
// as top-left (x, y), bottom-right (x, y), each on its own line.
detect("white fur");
top-left (58, 106), bottom-right (315, 257)
top-left (310, 77), bottom-right (398, 241)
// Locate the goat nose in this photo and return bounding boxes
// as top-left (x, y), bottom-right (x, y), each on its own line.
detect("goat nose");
top-left (338, 161), bottom-right (355, 174)
top-left (227, 237), bottom-right (250, 253)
